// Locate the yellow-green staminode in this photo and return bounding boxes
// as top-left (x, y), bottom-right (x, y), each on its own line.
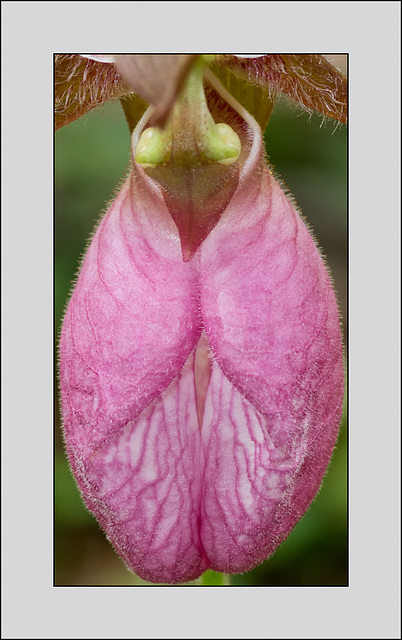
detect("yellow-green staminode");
top-left (135, 127), bottom-right (172, 168)
top-left (135, 121), bottom-right (240, 168)
top-left (204, 122), bottom-right (241, 165)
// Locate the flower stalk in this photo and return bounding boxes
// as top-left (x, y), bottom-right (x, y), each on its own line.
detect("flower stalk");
top-left (201, 570), bottom-right (230, 586)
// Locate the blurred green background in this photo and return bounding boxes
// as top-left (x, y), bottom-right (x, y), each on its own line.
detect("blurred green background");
top-left (55, 88), bottom-right (347, 586)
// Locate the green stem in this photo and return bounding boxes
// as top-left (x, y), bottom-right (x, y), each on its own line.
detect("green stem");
top-left (201, 570), bottom-right (231, 586)
top-left (169, 59), bottom-right (241, 166)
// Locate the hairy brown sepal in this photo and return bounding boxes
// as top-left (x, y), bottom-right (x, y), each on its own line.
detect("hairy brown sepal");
top-left (54, 55), bottom-right (130, 130)
top-left (215, 54), bottom-right (347, 124)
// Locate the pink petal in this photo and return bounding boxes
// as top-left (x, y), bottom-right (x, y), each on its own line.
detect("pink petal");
top-left (59, 168), bottom-right (207, 581)
top-left (59, 168), bottom-right (201, 461)
top-left (199, 113), bottom-right (344, 572)
top-left (59, 75), bottom-right (344, 582)
top-left (81, 348), bottom-right (208, 583)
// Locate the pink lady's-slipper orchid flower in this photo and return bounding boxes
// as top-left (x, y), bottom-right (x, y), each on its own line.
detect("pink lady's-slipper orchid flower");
top-left (56, 54), bottom-right (346, 584)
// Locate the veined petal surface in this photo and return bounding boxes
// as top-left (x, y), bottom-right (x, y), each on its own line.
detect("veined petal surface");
top-left (199, 119), bottom-right (344, 573)
top-left (81, 349), bottom-right (208, 584)
top-left (59, 169), bottom-right (202, 459)
top-left (59, 88), bottom-right (344, 583)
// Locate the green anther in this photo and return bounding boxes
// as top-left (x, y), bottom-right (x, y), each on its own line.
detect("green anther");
top-left (202, 122), bottom-right (241, 165)
top-left (135, 126), bottom-right (172, 168)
